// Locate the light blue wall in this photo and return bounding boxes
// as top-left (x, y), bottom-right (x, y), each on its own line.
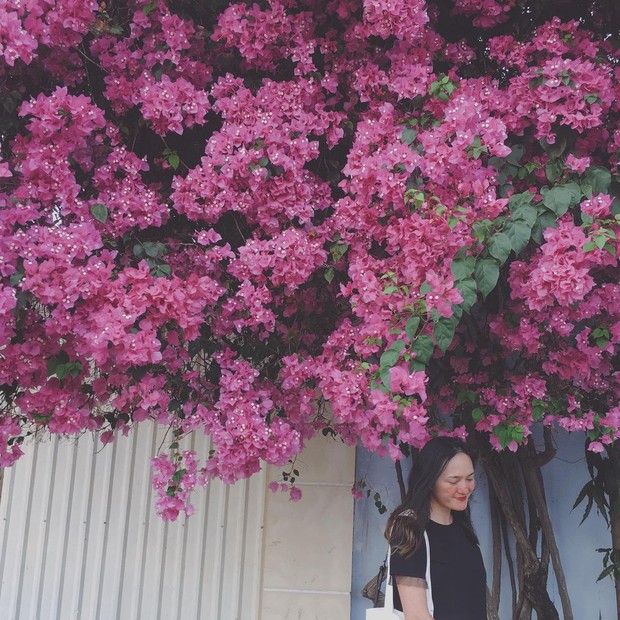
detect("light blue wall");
top-left (351, 429), bottom-right (616, 620)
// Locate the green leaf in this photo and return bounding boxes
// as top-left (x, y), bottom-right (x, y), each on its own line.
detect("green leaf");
top-left (580, 180), bottom-right (593, 200)
top-left (471, 408), bottom-right (483, 423)
top-left (330, 242), bottom-right (349, 262)
top-left (542, 182), bottom-right (581, 216)
top-left (151, 64), bottom-right (163, 82)
top-left (168, 153), bottom-right (180, 170)
top-left (474, 259), bottom-right (500, 299)
top-left (9, 268), bottom-right (24, 286)
top-left (591, 327), bottom-right (610, 348)
top-left (472, 220), bottom-right (492, 243)
top-left (494, 425), bottom-right (512, 449)
top-left (488, 233), bottom-right (512, 264)
top-left (573, 480), bottom-right (593, 516)
top-left (144, 241), bottom-right (167, 258)
top-left (380, 365), bottom-right (392, 390)
top-left (506, 145), bottom-right (525, 166)
top-left (504, 220), bottom-right (532, 254)
top-left (143, 1), bottom-right (157, 15)
top-left (456, 278), bottom-right (477, 312)
top-left (545, 159), bottom-right (563, 183)
top-left (511, 425), bottom-right (525, 444)
top-left (531, 211), bottom-right (558, 245)
top-left (508, 191), bottom-right (535, 212)
top-left (411, 335), bottom-right (434, 365)
top-left (539, 134), bottom-right (567, 158)
top-left (609, 180), bottom-right (620, 215)
top-left (401, 127), bottom-right (418, 146)
top-left (151, 263), bottom-right (171, 278)
top-left (509, 196), bottom-right (538, 227)
top-left (597, 566), bottom-right (615, 582)
top-left (172, 469), bottom-right (187, 484)
top-left (47, 352), bottom-right (82, 380)
top-left (324, 267), bottom-right (335, 283)
top-left (434, 315), bottom-right (459, 353)
top-left (68, 361), bottom-right (83, 378)
top-left (379, 349), bottom-right (400, 369)
top-left (90, 203), bottom-right (109, 223)
top-left (532, 401), bottom-right (545, 421)
top-left (157, 263), bottom-right (171, 277)
top-left (405, 316), bottom-right (421, 341)
top-left (529, 75), bottom-right (545, 89)
top-left (457, 391), bottom-right (476, 405)
top-left (451, 256), bottom-right (476, 281)
top-left (420, 281), bottom-right (432, 295)
top-left (584, 166), bottom-right (612, 195)
top-left (47, 351), bottom-right (69, 377)
top-left (390, 339), bottom-right (407, 354)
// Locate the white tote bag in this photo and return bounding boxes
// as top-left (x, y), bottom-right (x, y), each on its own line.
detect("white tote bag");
top-left (365, 532), bottom-right (434, 619)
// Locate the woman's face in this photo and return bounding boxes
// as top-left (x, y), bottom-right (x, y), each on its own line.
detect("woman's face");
top-left (430, 452), bottom-right (475, 517)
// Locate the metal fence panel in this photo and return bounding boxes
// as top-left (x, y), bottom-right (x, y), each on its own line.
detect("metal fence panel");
top-left (0, 424), bottom-right (265, 620)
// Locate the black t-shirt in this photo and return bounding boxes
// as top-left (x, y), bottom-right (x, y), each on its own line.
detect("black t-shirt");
top-left (390, 520), bottom-right (486, 620)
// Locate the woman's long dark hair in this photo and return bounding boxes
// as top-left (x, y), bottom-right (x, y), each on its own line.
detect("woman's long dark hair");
top-left (385, 437), bottom-right (479, 556)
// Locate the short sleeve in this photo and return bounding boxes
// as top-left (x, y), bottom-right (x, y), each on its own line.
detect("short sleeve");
top-left (390, 541), bottom-right (427, 579)
top-left (395, 575), bottom-right (428, 589)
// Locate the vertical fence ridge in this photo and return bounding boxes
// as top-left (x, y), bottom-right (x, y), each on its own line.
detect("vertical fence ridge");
top-left (15, 438), bottom-right (41, 619)
top-left (54, 438), bottom-right (80, 620)
top-left (114, 427), bottom-right (139, 620)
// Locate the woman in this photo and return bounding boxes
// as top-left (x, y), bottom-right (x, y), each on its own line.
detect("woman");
top-left (385, 437), bottom-right (486, 620)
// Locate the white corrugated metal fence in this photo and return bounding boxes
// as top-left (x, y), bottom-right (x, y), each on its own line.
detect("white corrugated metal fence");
top-left (0, 423), bottom-right (265, 620)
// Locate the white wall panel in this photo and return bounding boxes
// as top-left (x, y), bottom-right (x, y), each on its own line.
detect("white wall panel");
top-left (0, 423), bottom-right (266, 620)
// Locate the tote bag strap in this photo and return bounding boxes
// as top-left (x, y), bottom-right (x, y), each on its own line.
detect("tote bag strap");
top-left (424, 531), bottom-right (434, 616)
top-left (385, 533), bottom-right (433, 619)
top-left (384, 544), bottom-right (395, 611)
top-left (384, 546), bottom-right (405, 618)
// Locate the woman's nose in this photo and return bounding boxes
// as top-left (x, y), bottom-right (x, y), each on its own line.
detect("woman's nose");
top-left (459, 480), bottom-right (474, 494)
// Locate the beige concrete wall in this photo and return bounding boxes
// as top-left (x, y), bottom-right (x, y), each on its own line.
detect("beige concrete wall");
top-left (260, 436), bottom-right (356, 620)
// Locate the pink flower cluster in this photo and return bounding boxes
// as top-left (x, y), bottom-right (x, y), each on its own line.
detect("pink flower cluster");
top-left (0, 0), bottom-right (97, 67)
top-left (213, 1), bottom-right (318, 74)
top-left (362, 0), bottom-right (429, 40)
top-left (452, 0), bottom-right (516, 28)
top-left (199, 353), bottom-right (303, 484)
top-left (509, 220), bottom-right (596, 311)
top-left (152, 451), bottom-right (206, 520)
top-left (1, 0), bottom-right (619, 518)
top-left (90, 2), bottom-right (212, 132)
top-left (490, 19), bottom-right (616, 142)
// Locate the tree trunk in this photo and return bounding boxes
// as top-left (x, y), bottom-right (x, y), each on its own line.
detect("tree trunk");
top-left (605, 443), bottom-right (620, 619)
top-left (481, 445), bottom-right (561, 620)
top-left (487, 483), bottom-right (502, 620)
top-left (519, 450), bottom-right (573, 620)
top-left (395, 459), bottom-right (406, 503)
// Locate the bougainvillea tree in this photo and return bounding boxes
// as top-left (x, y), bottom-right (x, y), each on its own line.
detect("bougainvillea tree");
top-left (0, 0), bottom-right (618, 615)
